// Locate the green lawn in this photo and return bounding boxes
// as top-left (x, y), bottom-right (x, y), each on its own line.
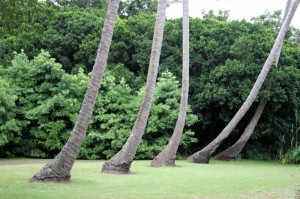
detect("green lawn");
top-left (0, 159), bottom-right (299, 199)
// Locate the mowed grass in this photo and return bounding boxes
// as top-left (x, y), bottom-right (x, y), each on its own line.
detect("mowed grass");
top-left (0, 159), bottom-right (300, 199)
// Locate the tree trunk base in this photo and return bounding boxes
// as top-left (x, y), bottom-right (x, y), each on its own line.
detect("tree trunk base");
top-left (29, 176), bottom-right (70, 183)
top-left (101, 160), bottom-right (132, 174)
top-left (213, 141), bottom-right (247, 161)
top-left (150, 157), bottom-right (176, 167)
top-left (29, 164), bottom-right (71, 183)
top-left (187, 151), bottom-right (210, 164)
top-left (213, 154), bottom-right (236, 161)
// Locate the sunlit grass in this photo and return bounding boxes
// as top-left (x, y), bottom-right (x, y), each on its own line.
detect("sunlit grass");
top-left (0, 159), bottom-right (299, 199)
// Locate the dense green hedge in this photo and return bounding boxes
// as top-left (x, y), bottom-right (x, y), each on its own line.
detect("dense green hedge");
top-left (0, 51), bottom-right (198, 159)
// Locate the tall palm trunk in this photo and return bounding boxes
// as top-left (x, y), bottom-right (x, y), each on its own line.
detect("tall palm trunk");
top-left (29, 0), bottom-right (120, 182)
top-left (151, 0), bottom-right (189, 167)
top-left (214, 0), bottom-right (293, 161)
top-left (187, 0), bottom-right (299, 164)
top-left (102, 0), bottom-right (168, 174)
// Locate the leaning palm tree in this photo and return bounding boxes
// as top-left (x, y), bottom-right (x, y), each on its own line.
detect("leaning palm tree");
top-left (213, 100), bottom-right (267, 160)
top-left (102, 0), bottom-right (168, 174)
top-left (29, 0), bottom-right (120, 182)
top-left (151, 0), bottom-right (189, 167)
top-left (187, 0), bottom-right (300, 164)
top-left (214, 0), bottom-right (293, 161)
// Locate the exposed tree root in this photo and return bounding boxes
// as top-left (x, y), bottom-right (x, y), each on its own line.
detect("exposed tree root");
top-left (101, 160), bottom-right (132, 174)
top-left (29, 164), bottom-right (71, 183)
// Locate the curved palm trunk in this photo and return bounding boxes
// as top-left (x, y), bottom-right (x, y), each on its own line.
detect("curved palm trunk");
top-left (214, 0), bottom-right (293, 161)
top-left (29, 0), bottom-right (120, 182)
top-left (151, 0), bottom-right (189, 167)
top-left (214, 100), bottom-right (266, 160)
top-left (102, 0), bottom-right (168, 174)
top-left (187, 0), bottom-right (299, 164)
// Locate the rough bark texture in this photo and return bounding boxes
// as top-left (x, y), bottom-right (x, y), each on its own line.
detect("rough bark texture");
top-left (102, 0), bottom-right (167, 174)
top-left (187, 0), bottom-right (299, 164)
top-left (151, 0), bottom-right (189, 168)
top-left (29, 0), bottom-right (120, 182)
top-left (213, 0), bottom-right (292, 161)
top-left (214, 100), bottom-right (266, 160)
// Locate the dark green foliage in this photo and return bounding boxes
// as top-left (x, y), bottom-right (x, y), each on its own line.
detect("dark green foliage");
top-left (0, 0), bottom-right (53, 30)
top-left (242, 143), bottom-right (273, 161)
top-left (0, 0), bottom-right (54, 66)
top-left (39, 7), bottom-right (106, 73)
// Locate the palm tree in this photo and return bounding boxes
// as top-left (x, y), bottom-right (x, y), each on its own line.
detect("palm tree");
top-left (102, 0), bottom-right (168, 174)
top-left (187, 0), bottom-right (300, 164)
top-left (29, 0), bottom-right (120, 182)
top-left (151, 0), bottom-right (189, 167)
top-left (214, 0), bottom-right (293, 161)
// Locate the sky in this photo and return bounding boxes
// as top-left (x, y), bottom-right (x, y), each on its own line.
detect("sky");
top-left (166, 0), bottom-right (300, 28)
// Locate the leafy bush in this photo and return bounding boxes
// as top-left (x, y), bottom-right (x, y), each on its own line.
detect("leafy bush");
top-left (3, 51), bottom-right (89, 157)
top-left (281, 146), bottom-right (300, 164)
top-left (0, 77), bottom-right (19, 155)
top-left (80, 70), bottom-right (198, 160)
